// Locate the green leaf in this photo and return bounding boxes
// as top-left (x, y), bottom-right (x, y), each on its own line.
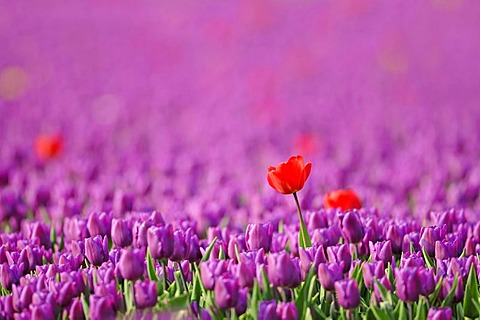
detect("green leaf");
top-left (429, 276), bottom-right (443, 306)
top-left (375, 279), bottom-right (393, 305)
top-left (422, 248), bottom-right (434, 269)
top-left (50, 224), bottom-right (56, 248)
top-left (261, 266), bottom-right (272, 300)
top-left (168, 293), bottom-right (189, 310)
top-left (413, 298), bottom-right (427, 320)
top-left (146, 249), bottom-right (159, 282)
top-left (371, 307), bottom-right (392, 320)
top-left (395, 301), bottom-right (408, 320)
top-left (81, 293), bottom-right (89, 318)
top-left (251, 280), bottom-right (260, 320)
top-left (463, 263), bottom-right (480, 318)
top-left (295, 265), bottom-right (316, 319)
top-left (441, 274), bottom-right (458, 307)
top-left (457, 301), bottom-right (464, 320)
top-left (201, 237), bottom-right (218, 262)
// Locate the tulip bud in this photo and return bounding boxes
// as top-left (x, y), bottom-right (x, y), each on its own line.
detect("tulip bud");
top-left (298, 246), bottom-right (326, 277)
top-left (134, 280), bottom-right (157, 309)
top-left (199, 260), bottom-right (228, 290)
top-left (363, 262), bottom-right (385, 289)
top-left (85, 236), bottom-right (109, 266)
top-left (317, 262), bottom-right (344, 290)
top-left (435, 239), bottom-right (460, 260)
top-left (235, 288), bottom-right (248, 315)
top-left (427, 307), bottom-right (452, 320)
top-left (369, 240), bottom-right (393, 267)
top-left (12, 284), bottom-right (34, 312)
top-left (420, 226), bottom-right (446, 257)
top-left (419, 268), bottom-right (435, 296)
top-left (236, 261), bottom-right (255, 288)
top-left (267, 253), bottom-right (301, 288)
top-left (385, 224), bottom-right (406, 254)
top-left (341, 212), bottom-right (364, 244)
top-left (0, 263), bottom-right (21, 289)
top-left (214, 275), bottom-right (239, 309)
top-left (258, 300), bottom-right (278, 320)
top-left (245, 223), bottom-right (273, 252)
top-left (89, 294), bottom-right (117, 319)
top-left (395, 267), bottom-right (421, 302)
top-left (327, 244), bottom-right (351, 273)
top-left (185, 228), bottom-right (202, 262)
top-left (118, 249), bottom-right (145, 281)
top-left (335, 279), bottom-right (360, 309)
top-left (69, 298), bottom-right (85, 320)
top-left (276, 302), bottom-right (298, 319)
top-left (87, 212), bottom-right (112, 237)
top-left (147, 224), bottom-right (174, 260)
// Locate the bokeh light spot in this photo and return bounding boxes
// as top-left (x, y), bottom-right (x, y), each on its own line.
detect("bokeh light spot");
top-left (0, 66), bottom-right (29, 101)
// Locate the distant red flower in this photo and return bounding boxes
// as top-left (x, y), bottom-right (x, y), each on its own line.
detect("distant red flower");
top-left (267, 155), bottom-right (312, 195)
top-left (34, 133), bottom-right (63, 160)
top-left (324, 189), bottom-right (362, 211)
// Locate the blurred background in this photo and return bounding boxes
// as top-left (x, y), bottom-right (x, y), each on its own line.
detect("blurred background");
top-left (1, 0), bottom-right (480, 226)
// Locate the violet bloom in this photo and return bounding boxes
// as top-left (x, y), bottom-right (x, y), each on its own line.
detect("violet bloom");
top-left (419, 268), bottom-right (435, 296)
top-left (199, 260), bottom-right (228, 290)
top-left (402, 232), bottom-right (421, 254)
top-left (29, 221), bottom-right (52, 249)
top-left (236, 261), bottom-right (255, 288)
top-left (363, 262), bottom-right (385, 289)
top-left (147, 224), bottom-right (174, 260)
top-left (185, 228), bottom-right (202, 262)
top-left (69, 298), bottom-right (84, 320)
top-left (369, 240), bottom-right (393, 267)
top-left (298, 245), bottom-right (326, 277)
top-left (85, 235), bottom-right (109, 266)
top-left (267, 253), bottom-right (301, 288)
top-left (118, 249), bottom-right (145, 281)
top-left (435, 239), bottom-right (460, 260)
top-left (214, 275), bottom-right (239, 309)
top-left (439, 276), bottom-right (464, 303)
top-left (317, 262), bottom-right (344, 290)
top-left (0, 263), bottom-right (21, 289)
top-left (311, 226), bottom-right (341, 247)
top-left (373, 276), bottom-right (392, 302)
top-left (259, 300), bottom-right (278, 320)
top-left (427, 307), bottom-right (452, 320)
top-left (385, 224), bottom-right (406, 254)
top-left (395, 267), bottom-right (421, 302)
top-left (276, 302), bottom-right (298, 319)
top-left (111, 218), bottom-right (133, 248)
top-left (227, 235), bottom-right (247, 262)
top-left (235, 288), bottom-right (248, 315)
top-left (420, 225), bottom-right (446, 257)
top-left (134, 280), bottom-right (157, 309)
top-left (335, 279), bottom-right (360, 309)
top-left (89, 294), bottom-right (117, 319)
top-left (245, 223), bottom-right (273, 252)
top-left (170, 229), bottom-right (188, 261)
top-left (12, 284), bottom-right (34, 312)
top-left (400, 252), bottom-right (424, 268)
top-left (87, 211), bottom-right (112, 237)
top-left (31, 303), bottom-right (55, 319)
top-left (327, 244), bottom-right (351, 273)
top-left (341, 211), bottom-right (364, 244)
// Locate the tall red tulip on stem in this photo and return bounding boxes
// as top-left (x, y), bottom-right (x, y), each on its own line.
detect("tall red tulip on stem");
top-left (267, 155), bottom-right (312, 248)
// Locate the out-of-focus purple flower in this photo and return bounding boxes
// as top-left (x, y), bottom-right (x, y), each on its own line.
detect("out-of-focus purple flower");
top-left (298, 245), bottom-right (326, 277)
top-left (28, 222), bottom-right (52, 249)
top-left (259, 300), bottom-right (278, 320)
top-left (235, 288), bottom-right (248, 315)
top-left (369, 240), bottom-right (393, 267)
top-left (363, 262), bottom-right (385, 289)
top-left (168, 229), bottom-right (187, 261)
top-left (85, 235), bottom-right (109, 266)
top-left (385, 224), bottom-right (406, 254)
top-left (439, 275), bottom-right (464, 303)
top-left (307, 211), bottom-right (328, 230)
top-left (276, 302), bottom-right (298, 319)
top-left (317, 262), bottom-right (344, 290)
top-left (64, 217), bottom-right (89, 242)
top-left (0, 263), bottom-right (21, 289)
top-left (214, 275), bottom-right (239, 309)
top-left (132, 220), bottom-right (153, 248)
top-left (118, 249), bottom-right (145, 281)
top-left (245, 223), bottom-right (273, 252)
top-left (400, 252), bottom-right (424, 268)
top-left (69, 298), bottom-right (85, 320)
top-left (199, 260), bottom-right (228, 290)
top-left (341, 211), bottom-right (364, 244)
top-left (402, 232), bottom-right (421, 253)
top-left (311, 226), bottom-right (341, 247)
top-left (435, 239), bottom-right (460, 260)
top-left (267, 253), bottom-right (301, 288)
top-left (89, 294), bottom-right (117, 319)
top-left (134, 280), bottom-right (157, 309)
top-left (12, 284), bottom-right (34, 312)
top-left (335, 279), bottom-right (360, 309)
top-left (420, 225), bottom-right (446, 257)
top-left (227, 234), bottom-right (247, 262)
top-left (31, 303), bottom-right (55, 320)
top-left (147, 224), bottom-right (174, 260)
top-left (327, 244), bottom-right (351, 273)
top-left (419, 268), bottom-right (435, 296)
top-left (465, 236), bottom-right (478, 256)
top-left (427, 307), bottom-right (452, 320)
top-left (0, 295), bottom-right (14, 318)
top-left (185, 228), bottom-right (202, 262)
top-left (113, 190), bottom-right (134, 214)
top-left (236, 261), bottom-right (255, 288)
top-left (87, 211), bottom-right (112, 237)
top-left (395, 267), bottom-right (421, 302)
top-left (54, 281), bottom-right (76, 307)
top-left (373, 276), bottom-right (392, 302)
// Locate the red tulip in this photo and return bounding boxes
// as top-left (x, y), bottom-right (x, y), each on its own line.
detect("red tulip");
top-left (324, 189), bottom-right (362, 211)
top-left (35, 133), bottom-right (63, 160)
top-left (267, 155), bottom-right (312, 195)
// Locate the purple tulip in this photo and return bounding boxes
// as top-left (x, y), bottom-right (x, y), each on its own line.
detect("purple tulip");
top-left (147, 224), bottom-right (174, 260)
top-left (69, 298), bottom-right (85, 320)
top-left (385, 224), bottom-right (406, 254)
top-left (419, 268), bottom-right (435, 296)
top-left (435, 239), bottom-right (460, 260)
top-left (317, 262), bottom-right (344, 290)
top-left (85, 235), bottom-right (109, 266)
top-left (0, 263), bottom-right (21, 289)
top-left (298, 245), bottom-right (326, 277)
top-left (363, 262), bottom-right (385, 289)
top-left (245, 223), bottom-right (273, 252)
top-left (118, 249), bottom-right (145, 281)
top-left (214, 275), bottom-right (239, 309)
top-left (427, 307), bottom-right (452, 320)
top-left (335, 279), bottom-right (360, 309)
top-left (341, 211), bottom-right (364, 244)
top-left (259, 300), bottom-right (278, 320)
top-left (235, 288), bottom-right (248, 315)
top-left (369, 240), bottom-right (393, 267)
top-left (185, 228), bottom-right (202, 262)
top-left (267, 253), bottom-right (301, 288)
top-left (420, 225), bottom-right (446, 257)
top-left (227, 235), bottom-right (247, 262)
top-left (327, 244), bottom-right (351, 273)
top-left (134, 280), bottom-right (157, 309)
top-left (170, 229), bottom-right (188, 261)
top-left (439, 275), bottom-right (464, 303)
top-left (311, 226), bottom-right (341, 247)
top-left (373, 276), bottom-right (392, 302)
top-left (276, 302), bottom-right (298, 319)
top-left (199, 260), bottom-right (228, 290)
top-left (89, 294), bottom-right (117, 319)
top-left (87, 211), bottom-right (112, 237)
top-left (402, 232), bottom-right (421, 253)
top-left (400, 251), bottom-right (424, 268)
top-left (111, 218), bottom-right (133, 248)
top-left (395, 267), bottom-right (421, 302)
top-left (236, 261), bottom-right (255, 288)
top-left (12, 284), bottom-right (34, 312)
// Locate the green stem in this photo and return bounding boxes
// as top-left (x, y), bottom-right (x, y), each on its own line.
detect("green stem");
top-left (162, 260), bottom-right (168, 292)
top-left (293, 192), bottom-right (312, 248)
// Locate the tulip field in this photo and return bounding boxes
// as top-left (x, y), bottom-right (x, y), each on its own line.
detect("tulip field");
top-left (1, 2), bottom-right (480, 319)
